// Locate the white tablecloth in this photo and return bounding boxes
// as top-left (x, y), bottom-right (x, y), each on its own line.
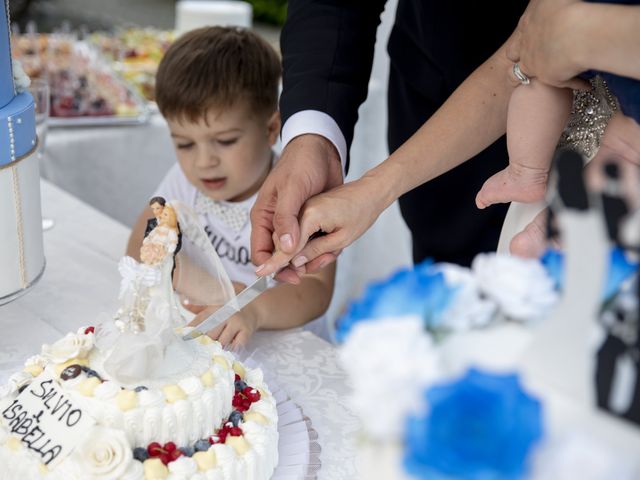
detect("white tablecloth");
top-left (0, 180), bottom-right (358, 479)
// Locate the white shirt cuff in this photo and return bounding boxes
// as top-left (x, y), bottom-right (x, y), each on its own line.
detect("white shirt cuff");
top-left (281, 110), bottom-right (347, 178)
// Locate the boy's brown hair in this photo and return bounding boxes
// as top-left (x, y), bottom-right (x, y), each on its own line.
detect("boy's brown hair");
top-left (156, 26), bottom-right (280, 122)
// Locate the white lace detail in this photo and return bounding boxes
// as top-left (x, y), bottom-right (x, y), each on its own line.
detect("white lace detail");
top-left (195, 191), bottom-right (249, 234)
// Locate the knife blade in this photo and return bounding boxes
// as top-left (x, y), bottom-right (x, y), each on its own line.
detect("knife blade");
top-left (182, 273), bottom-right (275, 341)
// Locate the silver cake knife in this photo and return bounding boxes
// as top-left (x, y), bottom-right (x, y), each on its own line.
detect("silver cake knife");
top-left (182, 272), bottom-right (276, 341)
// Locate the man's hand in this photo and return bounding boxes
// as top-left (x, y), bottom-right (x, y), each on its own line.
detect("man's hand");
top-left (506, 0), bottom-right (589, 90)
top-left (251, 134), bottom-right (343, 283)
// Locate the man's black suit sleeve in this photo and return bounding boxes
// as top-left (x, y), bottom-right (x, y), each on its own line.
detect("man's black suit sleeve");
top-left (279, 0), bottom-right (387, 172)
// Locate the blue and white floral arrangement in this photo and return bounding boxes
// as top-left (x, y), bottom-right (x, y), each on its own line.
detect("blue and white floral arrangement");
top-left (338, 249), bottom-right (639, 480)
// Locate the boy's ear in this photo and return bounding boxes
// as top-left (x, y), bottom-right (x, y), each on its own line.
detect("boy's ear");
top-left (266, 111), bottom-right (281, 146)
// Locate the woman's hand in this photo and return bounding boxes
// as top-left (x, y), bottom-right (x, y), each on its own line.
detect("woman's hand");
top-left (257, 174), bottom-right (389, 282)
top-left (507, 0), bottom-right (589, 89)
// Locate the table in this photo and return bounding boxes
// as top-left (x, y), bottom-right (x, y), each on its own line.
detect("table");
top-left (0, 180), bottom-right (359, 479)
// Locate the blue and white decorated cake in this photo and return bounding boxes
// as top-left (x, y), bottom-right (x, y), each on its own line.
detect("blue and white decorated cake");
top-left (338, 151), bottom-right (640, 479)
top-left (0, 0), bottom-right (44, 303)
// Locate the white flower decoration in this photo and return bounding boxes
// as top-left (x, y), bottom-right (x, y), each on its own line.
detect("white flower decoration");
top-left (339, 315), bottom-right (442, 440)
top-left (12, 60), bottom-right (31, 93)
top-left (433, 263), bottom-right (497, 331)
top-left (75, 427), bottom-right (132, 479)
top-left (472, 253), bottom-right (558, 322)
top-left (42, 332), bottom-right (94, 364)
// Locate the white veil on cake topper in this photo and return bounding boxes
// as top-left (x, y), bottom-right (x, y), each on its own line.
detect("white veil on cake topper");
top-left (95, 199), bottom-right (238, 384)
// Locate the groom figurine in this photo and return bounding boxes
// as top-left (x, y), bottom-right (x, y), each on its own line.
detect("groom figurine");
top-left (145, 196), bottom-right (166, 238)
top-left (144, 196), bottom-right (182, 264)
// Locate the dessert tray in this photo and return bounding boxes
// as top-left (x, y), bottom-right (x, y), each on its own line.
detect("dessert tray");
top-left (12, 33), bottom-right (150, 127)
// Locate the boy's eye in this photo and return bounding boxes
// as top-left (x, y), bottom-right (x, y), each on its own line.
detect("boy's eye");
top-left (177, 142), bottom-right (194, 150)
top-left (217, 138), bottom-right (238, 146)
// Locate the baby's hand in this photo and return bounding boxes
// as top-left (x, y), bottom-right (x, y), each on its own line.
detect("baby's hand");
top-left (475, 163), bottom-right (549, 209)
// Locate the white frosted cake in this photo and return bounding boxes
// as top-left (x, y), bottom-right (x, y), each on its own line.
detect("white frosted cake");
top-left (0, 330), bottom-right (278, 480)
top-left (0, 199), bottom-right (279, 479)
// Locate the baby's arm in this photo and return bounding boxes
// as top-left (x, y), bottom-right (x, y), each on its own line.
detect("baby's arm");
top-left (203, 263), bottom-right (336, 347)
top-left (476, 81), bottom-right (573, 208)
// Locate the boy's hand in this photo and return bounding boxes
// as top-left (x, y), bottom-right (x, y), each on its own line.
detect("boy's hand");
top-left (189, 304), bottom-right (259, 349)
top-left (206, 311), bottom-right (259, 349)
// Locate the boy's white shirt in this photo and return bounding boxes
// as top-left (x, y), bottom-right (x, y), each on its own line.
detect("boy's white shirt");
top-left (153, 153), bottom-right (330, 338)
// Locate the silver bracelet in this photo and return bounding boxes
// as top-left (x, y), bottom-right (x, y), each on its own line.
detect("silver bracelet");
top-left (558, 75), bottom-right (619, 159)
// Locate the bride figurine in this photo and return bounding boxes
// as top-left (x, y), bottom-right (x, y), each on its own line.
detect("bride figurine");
top-left (95, 197), bottom-right (237, 385)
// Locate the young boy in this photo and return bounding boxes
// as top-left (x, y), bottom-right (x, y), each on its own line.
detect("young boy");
top-left (127, 27), bottom-right (335, 347)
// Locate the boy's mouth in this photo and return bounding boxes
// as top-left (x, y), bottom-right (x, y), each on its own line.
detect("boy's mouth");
top-left (201, 177), bottom-right (227, 190)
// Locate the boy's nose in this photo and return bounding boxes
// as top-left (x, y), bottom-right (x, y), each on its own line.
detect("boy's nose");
top-left (196, 147), bottom-right (220, 168)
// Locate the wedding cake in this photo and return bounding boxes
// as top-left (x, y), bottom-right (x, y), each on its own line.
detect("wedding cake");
top-left (0, 0), bottom-right (45, 304)
top-left (0, 200), bottom-right (278, 479)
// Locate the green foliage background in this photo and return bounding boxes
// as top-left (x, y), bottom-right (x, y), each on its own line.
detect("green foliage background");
top-left (247, 0), bottom-right (288, 26)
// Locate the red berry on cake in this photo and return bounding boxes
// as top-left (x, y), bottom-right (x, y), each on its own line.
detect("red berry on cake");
top-left (164, 441), bottom-right (177, 453)
top-left (243, 387), bottom-right (261, 403)
top-left (84, 326), bottom-right (95, 334)
top-left (147, 442), bottom-right (163, 456)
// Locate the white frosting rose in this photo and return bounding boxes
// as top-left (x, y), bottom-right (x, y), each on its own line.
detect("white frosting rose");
top-left (42, 333), bottom-right (94, 363)
top-left (94, 381), bottom-right (120, 400)
top-left (179, 376), bottom-right (204, 397)
top-left (168, 456), bottom-right (198, 477)
top-left (75, 427), bottom-right (132, 479)
top-left (472, 253), bottom-right (558, 321)
top-left (339, 315), bottom-right (441, 440)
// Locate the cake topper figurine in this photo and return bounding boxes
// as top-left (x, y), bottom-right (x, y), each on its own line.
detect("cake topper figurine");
top-left (95, 198), bottom-right (237, 384)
